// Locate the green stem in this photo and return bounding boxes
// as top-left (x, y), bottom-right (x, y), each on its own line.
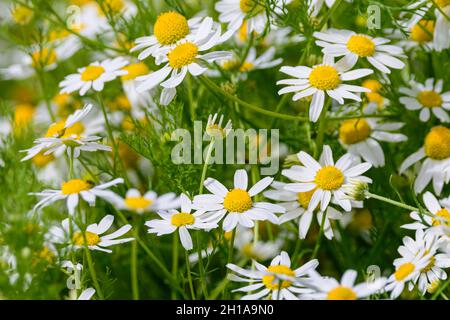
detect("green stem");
top-left (318, 0), bottom-right (343, 30)
top-left (131, 223), bottom-right (139, 300)
top-left (82, 235), bottom-right (104, 299)
top-left (171, 232), bottom-right (179, 299)
top-left (432, 277), bottom-right (450, 300)
top-left (365, 192), bottom-right (429, 215)
top-left (185, 250), bottom-right (196, 300)
top-left (311, 212), bottom-right (327, 259)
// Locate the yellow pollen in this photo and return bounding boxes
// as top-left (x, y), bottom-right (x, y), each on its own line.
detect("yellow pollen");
top-left (121, 62), bottom-right (149, 81)
top-left (339, 119), bottom-right (372, 145)
top-left (171, 212), bottom-right (195, 227)
top-left (81, 65), bottom-right (105, 81)
top-left (125, 196), bottom-right (152, 210)
top-left (347, 34), bottom-right (376, 57)
top-left (315, 166), bottom-right (345, 190)
top-left (167, 42), bottom-right (198, 69)
top-left (410, 20), bottom-right (435, 43)
top-left (297, 188), bottom-right (318, 209)
top-left (14, 104), bottom-right (35, 128)
top-left (424, 126), bottom-right (450, 160)
top-left (72, 231), bottom-right (100, 246)
top-left (432, 208), bottom-right (450, 227)
top-left (262, 265), bottom-right (295, 290)
top-left (31, 48), bottom-right (57, 68)
top-left (240, 0), bottom-right (264, 14)
top-left (309, 65), bottom-right (340, 90)
top-left (394, 262), bottom-right (415, 281)
top-left (435, 0), bottom-right (450, 8)
top-left (32, 152), bottom-right (55, 168)
top-left (154, 12), bottom-right (189, 45)
top-left (417, 90), bottom-right (442, 108)
top-left (362, 79), bottom-right (382, 93)
top-left (12, 6), bottom-right (33, 25)
top-left (327, 286), bottom-right (357, 300)
top-left (223, 189), bottom-right (253, 213)
top-left (61, 179), bottom-right (93, 195)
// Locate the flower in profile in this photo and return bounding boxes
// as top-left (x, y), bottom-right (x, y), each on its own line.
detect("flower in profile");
top-left (145, 194), bottom-right (218, 250)
top-left (193, 169), bottom-right (284, 231)
top-left (277, 55), bottom-right (373, 122)
top-left (59, 57), bottom-right (128, 96)
top-left (399, 126), bottom-right (450, 195)
top-left (30, 178), bottom-right (123, 215)
top-left (227, 251), bottom-right (318, 300)
top-left (206, 113), bottom-right (232, 139)
top-left (114, 188), bottom-right (180, 214)
top-left (399, 78), bottom-right (450, 123)
top-left (300, 269), bottom-right (386, 300)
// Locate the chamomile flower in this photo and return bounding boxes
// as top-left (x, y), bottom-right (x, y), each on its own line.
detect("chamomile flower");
top-left (30, 178), bottom-right (124, 215)
top-left (263, 181), bottom-right (347, 239)
top-left (135, 17), bottom-right (232, 105)
top-left (145, 194), bottom-right (218, 250)
top-left (402, 191), bottom-right (450, 237)
top-left (21, 104), bottom-right (111, 161)
top-left (193, 169), bottom-right (284, 232)
top-left (114, 188), bottom-right (180, 214)
top-left (399, 78), bottom-right (450, 123)
top-left (233, 227), bottom-right (283, 260)
top-left (282, 145), bottom-right (372, 213)
top-left (338, 114), bottom-right (407, 168)
top-left (206, 113), bottom-right (232, 138)
top-left (399, 126), bottom-right (450, 195)
top-left (121, 62), bottom-right (156, 109)
top-left (300, 269), bottom-right (386, 300)
top-left (394, 229), bottom-right (450, 295)
top-left (59, 57), bottom-right (128, 96)
top-left (277, 55), bottom-right (373, 122)
top-left (227, 251), bottom-right (318, 300)
top-left (314, 29), bottom-right (405, 74)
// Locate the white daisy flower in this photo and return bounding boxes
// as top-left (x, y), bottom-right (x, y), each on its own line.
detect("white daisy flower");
top-left (206, 113), bottom-right (233, 138)
top-left (59, 57), bottom-right (128, 96)
top-left (300, 269), bottom-right (386, 300)
top-left (390, 19), bottom-right (436, 51)
top-left (30, 178), bottom-right (124, 215)
top-left (314, 28), bottom-right (405, 74)
top-left (338, 113), bottom-right (407, 168)
top-left (227, 251), bottom-right (318, 300)
top-left (193, 169), bottom-right (285, 232)
top-left (145, 194), bottom-right (218, 250)
top-left (121, 62), bottom-right (157, 109)
top-left (399, 78), bottom-right (450, 123)
top-left (394, 229), bottom-right (450, 295)
top-left (399, 125), bottom-right (450, 195)
top-left (282, 145), bottom-right (372, 213)
top-left (114, 188), bottom-right (180, 214)
top-left (233, 226), bottom-right (283, 260)
top-left (50, 215), bottom-right (134, 253)
top-left (402, 191), bottom-right (450, 237)
top-left (263, 181), bottom-right (348, 239)
top-left (277, 55), bottom-right (373, 122)
top-left (21, 104), bottom-right (111, 161)
top-left (135, 17), bottom-right (232, 106)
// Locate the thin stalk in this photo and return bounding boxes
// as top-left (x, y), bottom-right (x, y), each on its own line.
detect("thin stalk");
top-left (185, 250), bottom-right (196, 300)
top-left (311, 212), bottom-right (327, 259)
top-left (82, 234), bottom-right (104, 299)
top-left (365, 191), bottom-right (429, 215)
top-left (97, 93), bottom-right (118, 172)
top-left (131, 219), bottom-right (139, 300)
top-left (171, 232), bottom-right (179, 299)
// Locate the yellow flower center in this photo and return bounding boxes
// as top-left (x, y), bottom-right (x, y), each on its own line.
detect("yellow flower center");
top-left (347, 34), bottom-right (376, 57)
top-left (12, 6), bottom-right (33, 25)
top-left (432, 208), bottom-right (450, 227)
top-left (240, 0), bottom-right (264, 14)
top-left (424, 126), bottom-right (450, 160)
top-left (49, 29), bottom-right (71, 41)
top-left (31, 48), bottom-right (57, 68)
top-left (171, 212), bottom-right (195, 227)
top-left (435, 0), bottom-right (450, 8)
top-left (315, 166), bottom-right (345, 190)
top-left (223, 60), bottom-right (254, 72)
top-left (45, 119), bottom-right (85, 139)
top-left (154, 11), bottom-right (190, 46)
top-left (410, 20), bottom-right (435, 43)
top-left (101, 0), bottom-right (125, 13)
top-left (309, 65), bottom-right (340, 90)
top-left (167, 42), bottom-right (198, 69)
top-left (339, 119), bottom-right (372, 145)
top-left (362, 79), bottom-right (381, 93)
top-left (38, 246), bottom-right (55, 263)
top-left (125, 196), bottom-right (153, 210)
top-left (32, 152), bottom-right (55, 168)
top-left (81, 65), bottom-right (105, 81)
top-left (14, 104), bottom-right (35, 128)
top-left (417, 90), bottom-right (442, 108)
top-left (327, 286), bottom-right (357, 300)
top-left (61, 179), bottom-right (93, 195)
top-left (223, 189), bottom-right (253, 213)
top-left (262, 265), bottom-right (295, 290)
top-left (121, 62), bottom-right (149, 81)
top-left (394, 262), bottom-right (415, 281)
top-left (297, 188), bottom-right (318, 209)
top-left (72, 231), bottom-right (100, 246)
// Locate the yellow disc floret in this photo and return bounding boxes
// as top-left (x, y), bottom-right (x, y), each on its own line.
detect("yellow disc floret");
top-left (72, 231), bottom-right (100, 246)
top-left (424, 126), bottom-right (450, 160)
top-left (61, 179), bottom-right (93, 195)
top-left (417, 90), bottom-right (442, 108)
top-left (12, 6), bottom-right (34, 25)
top-left (32, 152), bottom-right (55, 168)
top-left (347, 34), bottom-right (376, 57)
top-left (31, 48), bottom-right (57, 68)
top-left (125, 196), bottom-right (152, 211)
top-left (171, 212), bottom-right (195, 227)
top-left (309, 65), bottom-right (340, 90)
top-left (327, 286), bottom-right (357, 300)
top-left (315, 166), bottom-right (345, 190)
top-left (297, 188), bottom-right (318, 209)
top-left (339, 119), bottom-right (372, 145)
top-left (410, 20), bottom-right (435, 43)
top-left (394, 262), bottom-right (415, 281)
top-left (121, 62), bottom-right (149, 81)
top-left (14, 104), bottom-right (35, 128)
top-left (81, 65), bottom-right (105, 81)
top-left (223, 189), bottom-right (253, 213)
top-left (154, 12), bottom-right (189, 45)
top-left (168, 42), bottom-right (198, 69)
top-left (262, 265), bottom-right (295, 290)
top-left (432, 208), bottom-right (450, 227)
